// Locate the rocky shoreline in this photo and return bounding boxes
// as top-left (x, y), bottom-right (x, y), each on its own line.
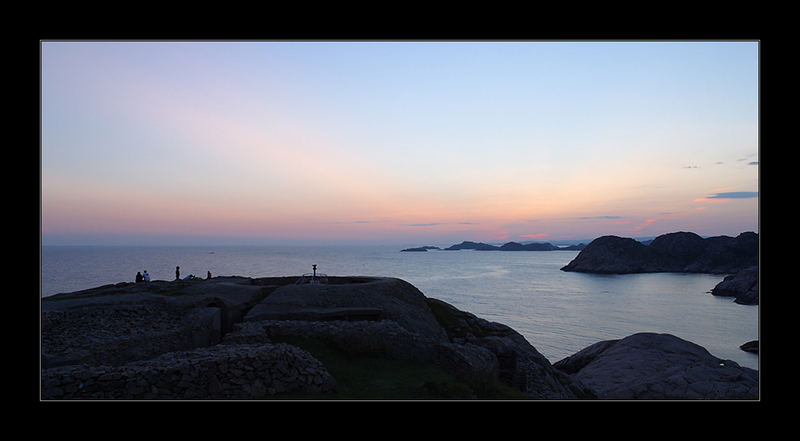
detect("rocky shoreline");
top-left (41, 275), bottom-right (758, 400)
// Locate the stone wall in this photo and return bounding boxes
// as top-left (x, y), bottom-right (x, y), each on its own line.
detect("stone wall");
top-left (42, 304), bottom-right (222, 369)
top-left (41, 343), bottom-right (335, 400)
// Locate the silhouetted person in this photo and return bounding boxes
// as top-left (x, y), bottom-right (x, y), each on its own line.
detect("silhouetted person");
top-left (143, 270), bottom-right (150, 282)
top-left (135, 272), bottom-right (143, 283)
top-left (176, 266), bottom-right (180, 280)
top-left (207, 270), bottom-right (212, 280)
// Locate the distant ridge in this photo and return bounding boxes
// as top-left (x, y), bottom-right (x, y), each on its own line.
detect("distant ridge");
top-left (401, 241), bottom-right (586, 252)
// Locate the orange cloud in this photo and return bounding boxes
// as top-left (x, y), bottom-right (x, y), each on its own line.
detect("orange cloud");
top-left (521, 233), bottom-right (548, 238)
top-left (632, 218), bottom-right (660, 232)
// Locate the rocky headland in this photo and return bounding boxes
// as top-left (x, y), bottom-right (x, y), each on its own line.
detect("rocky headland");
top-left (711, 265), bottom-right (759, 305)
top-left (41, 275), bottom-right (757, 400)
top-left (560, 231), bottom-right (757, 274)
top-left (560, 231), bottom-right (759, 306)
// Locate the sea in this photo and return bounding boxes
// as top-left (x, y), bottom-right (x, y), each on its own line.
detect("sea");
top-left (40, 244), bottom-right (759, 370)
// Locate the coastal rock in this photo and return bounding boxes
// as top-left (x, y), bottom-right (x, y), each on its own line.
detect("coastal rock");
top-left (41, 275), bottom-right (590, 400)
top-left (711, 266), bottom-right (759, 305)
top-left (425, 298), bottom-right (595, 399)
top-left (553, 332), bottom-right (758, 399)
top-left (561, 231), bottom-right (758, 274)
top-left (740, 340), bottom-right (759, 354)
top-left (243, 277), bottom-right (448, 341)
top-left (559, 235), bottom-right (655, 273)
top-left (42, 275), bottom-right (753, 400)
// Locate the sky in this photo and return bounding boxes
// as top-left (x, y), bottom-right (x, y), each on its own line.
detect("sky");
top-left (40, 41), bottom-right (759, 246)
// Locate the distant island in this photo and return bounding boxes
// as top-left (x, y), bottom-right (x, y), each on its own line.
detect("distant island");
top-left (402, 241), bottom-right (586, 252)
top-left (400, 246), bottom-right (442, 252)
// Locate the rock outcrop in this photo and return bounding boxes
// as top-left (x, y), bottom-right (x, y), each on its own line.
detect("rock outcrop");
top-left (40, 275), bottom-right (588, 400)
top-left (711, 266), bottom-right (759, 305)
top-left (553, 332), bottom-right (758, 399)
top-left (561, 231), bottom-right (758, 274)
top-left (41, 275), bottom-right (756, 400)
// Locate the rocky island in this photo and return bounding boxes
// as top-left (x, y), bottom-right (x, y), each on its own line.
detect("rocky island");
top-left (400, 246), bottom-right (441, 252)
top-left (561, 231), bottom-right (757, 274)
top-left (41, 275), bottom-right (758, 400)
top-left (560, 231), bottom-right (759, 305)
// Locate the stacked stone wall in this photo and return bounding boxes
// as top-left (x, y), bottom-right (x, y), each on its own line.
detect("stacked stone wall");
top-left (41, 343), bottom-right (335, 399)
top-left (42, 304), bottom-right (222, 368)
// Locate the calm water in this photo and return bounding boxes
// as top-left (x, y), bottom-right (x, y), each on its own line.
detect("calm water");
top-left (40, 245), bottom-right (759, 370)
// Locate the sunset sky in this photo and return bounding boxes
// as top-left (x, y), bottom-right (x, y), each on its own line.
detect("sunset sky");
top-left (41, 41), bottom-right (758, 246)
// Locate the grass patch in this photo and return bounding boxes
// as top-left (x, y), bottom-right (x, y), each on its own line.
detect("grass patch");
top-left (270, 336), bottom-right (527, 400)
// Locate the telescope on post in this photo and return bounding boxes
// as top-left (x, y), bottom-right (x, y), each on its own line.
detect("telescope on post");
top-left (295, 264), bottom-right (328, 285)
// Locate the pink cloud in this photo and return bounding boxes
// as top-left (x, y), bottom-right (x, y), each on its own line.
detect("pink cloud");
top-left (693, 197), bottom-right (729, 204)
top-left (632, 218), bottom-right (660, 232)
top-left (521, 233), bottom-right (548, 238)
top-left (490, 232), bottom-right (511, 241)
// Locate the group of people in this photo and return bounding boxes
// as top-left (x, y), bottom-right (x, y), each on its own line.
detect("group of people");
top-left (134, 270), bottom-right (151, 283)
top-left (135, 267), bottom-right (212, 283)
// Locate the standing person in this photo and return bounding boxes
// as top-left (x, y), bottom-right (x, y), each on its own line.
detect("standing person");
top-left (176, 266), bottom-right (180, 280)
top-left (136, 272), bottom-right (143, 283)
top-left (143, 270), bottom-right (151, 282)
top-left (207, 270), bottom-right (212, 280)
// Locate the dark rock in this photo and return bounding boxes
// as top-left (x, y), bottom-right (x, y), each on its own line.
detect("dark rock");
top-left (648, 231), bottom-right (707, 269)
top-left (244, 277), bottom-right (448, 341)
top-left (560, 235), bottom-right (655, 273)
top-left (740, 340), bottom-right (758, 354)
top-left (561, 231), bottom-right (758, 274)
top-left (425, 297), bottom-right (595, 399)
top-left (711, 266), bottom-right (759, 305)
top-left (553, 332), bottom-right (758, 399)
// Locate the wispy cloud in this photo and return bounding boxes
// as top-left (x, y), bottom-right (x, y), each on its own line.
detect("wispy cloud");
top-left (575, 216), bottom-right (624, 220)
top-left (632, 218), bottom-right (660, 231)
top-left (693, 191), bottom-right (758, 204)
top-left (404, 221), bottom-right (476, 227)
top-left (324, 220), bottom-right (374, 225)
top-left (707, 191), bottom-right (758, 199)
top-left (748, 161), bottom-right (759, 166)
top-left (521, 233), bottom-right (548, 238)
